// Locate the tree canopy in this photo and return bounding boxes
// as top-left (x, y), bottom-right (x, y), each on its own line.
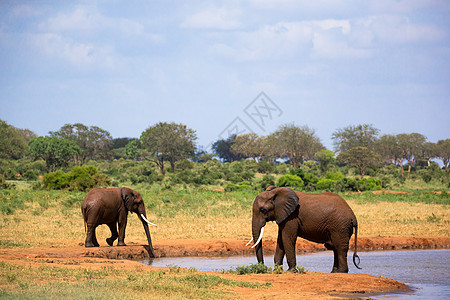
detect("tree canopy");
top-left (29, 136), bottom-right (81, 171)
top-left (50, 123), bottom-right (112, 165)
top-left (0, 119), bottom-right (33, 159)
top-left (140, 122), bottom-right (197, 175)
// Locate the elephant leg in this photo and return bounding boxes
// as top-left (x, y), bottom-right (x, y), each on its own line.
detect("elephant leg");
top-left (92, 228), bottom-right (100, 247)
top-left (280, 221), bottom-right (298, 272)
top-left (274, 228), bottom-right (285, 267)
top-left (325, 241), bottom-right (340, 273)
top-left (85, 224), bottom-right (99, 247)
top-left (117, 215), bottom-right (127, 246)
top-left (330, 234), bottom-right (350, 273)
top-left (106, 223), bottom-right (119, 246)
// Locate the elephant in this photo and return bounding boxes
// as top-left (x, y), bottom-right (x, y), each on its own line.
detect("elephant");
top-left (81, 187), bottom-right (156, 258)
top-left (248, 186), bottom-right (361, 273)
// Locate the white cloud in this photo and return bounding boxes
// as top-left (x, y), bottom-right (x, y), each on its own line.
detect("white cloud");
top-left (182, 7), bottom-right (242, 30)
top-left (210, 19), bottom-right (373, 61)
top-left (29, 33), bottom-right (115, 69)
top-left (366, 15), bottom-right (446, 44)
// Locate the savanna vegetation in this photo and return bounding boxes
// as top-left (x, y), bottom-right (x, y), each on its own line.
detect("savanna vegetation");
top-left (0, 119), bottom-right (448, 298)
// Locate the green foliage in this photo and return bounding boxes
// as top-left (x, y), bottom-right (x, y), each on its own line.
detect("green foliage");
top-left (29, 136), bottom-right (81, 171)
top-left (235, 263), bottom-right (273, 275)
top-left (0, 119), bottom-right (30, 159)
top-left (359, 177), bottom-right (382, 191)
top-left (42, 166), bottom-right (111, 191)
top-left (277, 174), bottom-right (304, 189)
top-left (259, 174), bottom-right (276, 190)
top-left (316, 178), bottom-right (336, 191)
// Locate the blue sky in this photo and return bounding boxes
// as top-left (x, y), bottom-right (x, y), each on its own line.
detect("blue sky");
top-left (1, 0), bottom-right (449, 151)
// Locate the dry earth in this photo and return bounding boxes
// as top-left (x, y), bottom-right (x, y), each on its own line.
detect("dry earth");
top-left (1, 236), bottom-right (449, 298)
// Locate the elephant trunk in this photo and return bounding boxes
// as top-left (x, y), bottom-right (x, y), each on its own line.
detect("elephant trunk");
top-left (140, 213), bottom-right (156, 258)
top-left (252, 216), bottom-right (265, 264)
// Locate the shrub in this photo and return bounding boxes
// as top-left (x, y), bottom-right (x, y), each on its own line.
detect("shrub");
top-left (277, 174), bottom-right (304, 189)
top-left (325, 171), bottom-right (345, 181)
top-left (43, 166), bottom-right (111, 191)
top-left (224, 182), bottom-right (253, 192)
top-left (316, 178), bottom-right (335, 191)
top-left (358, 177), bottom-right (382, 191)
top-left (259, 174), bottom-right (276, 190)
top-left (235, 263), bottom-right (272, 275)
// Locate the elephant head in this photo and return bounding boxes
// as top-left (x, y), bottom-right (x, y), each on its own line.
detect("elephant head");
top-left (121, 187), bottom-right (156, 257)
top-left (251, 186), bottom-right (299, 264)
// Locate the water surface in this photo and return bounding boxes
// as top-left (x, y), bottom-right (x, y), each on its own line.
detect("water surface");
top-left (142, 249), bottom-right (450, 299)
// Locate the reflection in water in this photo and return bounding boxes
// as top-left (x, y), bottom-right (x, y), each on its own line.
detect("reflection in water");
top-left (142, 249), bottom-right (450, 299)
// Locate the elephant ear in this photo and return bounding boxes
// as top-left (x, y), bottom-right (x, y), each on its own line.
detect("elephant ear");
top-left (121, 187), bottom-right (134, 213)
top-left (273, 187), bottom-right (299, 224)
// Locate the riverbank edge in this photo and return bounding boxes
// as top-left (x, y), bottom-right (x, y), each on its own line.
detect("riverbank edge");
top-left (2, 236), bottom-right (448, 261)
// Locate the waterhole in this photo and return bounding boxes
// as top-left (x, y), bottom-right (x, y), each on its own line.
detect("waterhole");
top-left (142, 249), bottom-right (450, 299)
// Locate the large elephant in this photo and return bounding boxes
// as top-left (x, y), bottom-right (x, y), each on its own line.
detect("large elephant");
top-left (249, 186), bottom-right (361, 273)
top-left (81, 187), bottom-right (156, 258)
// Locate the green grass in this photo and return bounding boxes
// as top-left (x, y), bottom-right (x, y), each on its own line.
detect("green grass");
top-left (0, 262), bottom-right (268, 299)
top-left (341, 189), bottom-right (450, 205)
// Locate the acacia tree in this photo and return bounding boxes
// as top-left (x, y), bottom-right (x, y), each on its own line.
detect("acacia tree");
top-left (270, 124), bottom-right (323, 168)
top-left (140, 122), bottom-right (197, 175)
top-left (230, 133), bottom-right (265, 162)
top-left (332, 124), bottom-right (380, 154)
top-left (28, 136), bottom-right (81, 171)
top-left (315, 149), bottom-right (335, 175)
top-left (376, 134), bottom-right (405, 174)
top-left (0, 119), bottom-right (31, 159)
top-left (50, 123), bottom-right (112, 165)
top-left (396, 133), bottom-right (427, 173)
top-left (211, 135), bottom-right (243, 162)
top-left (337, 146), bottom-right (381, 178)
top-left (436, 139), bottom-right (450, 168)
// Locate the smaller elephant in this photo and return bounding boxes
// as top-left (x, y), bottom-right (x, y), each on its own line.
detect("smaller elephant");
top-left (248, 186), bottom-right (361, 273)
top-left (81, 187), bottom-right (156, 257)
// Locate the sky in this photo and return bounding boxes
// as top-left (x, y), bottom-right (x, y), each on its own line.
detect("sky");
top-left (1, 0), bottom-right (449, 151)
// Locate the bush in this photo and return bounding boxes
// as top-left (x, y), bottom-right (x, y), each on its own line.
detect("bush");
top-left (43, 166), bottom-right (111, 191)
top-left (316, 178), bottom-right (335, 191)
top-left (224, 182), bottom-right (253, 192)
top-left (358, 177), bottom-right (382, 191)
top-left (277, 174), bottom-right (304, 189)
top-left (259, 174), bottom-right (275, 190)
top-left (325, 171), bottom-right (344, 181)
top-left (235, 263), bottom-right (272, 275)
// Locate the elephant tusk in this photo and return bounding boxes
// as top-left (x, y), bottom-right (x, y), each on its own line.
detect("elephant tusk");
top-left (141, 214), bottom-right (157, 226)
top-left (251, 227), bottom-right (264, 248)
top-left (245, 237), bottom-right (253, 247)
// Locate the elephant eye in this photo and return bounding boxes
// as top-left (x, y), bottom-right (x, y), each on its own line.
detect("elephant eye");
top-left (260, 208), bottom-right (267, 214)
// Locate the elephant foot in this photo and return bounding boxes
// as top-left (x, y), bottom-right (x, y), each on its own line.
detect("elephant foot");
top-left (85, 242), bottom-right (98, 248)
top-left (106, 238), bottom-right (116, 246)
top-left (117, 241), bottom-right (127, 246)
top-left (287, 267), bottom-right (298, 273)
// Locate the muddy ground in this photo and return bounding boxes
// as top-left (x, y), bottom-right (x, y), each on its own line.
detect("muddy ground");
top-left (1, 236), bottom-right (448, 298)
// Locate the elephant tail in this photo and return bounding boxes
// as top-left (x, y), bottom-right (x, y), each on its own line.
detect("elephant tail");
top-left (353, 223), bottom-right (362, 270)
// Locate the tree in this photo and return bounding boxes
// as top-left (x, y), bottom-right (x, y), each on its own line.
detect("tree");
top-left (211, 135), bottom-right (243, 162)
top-left (270, 124), bottom-right (324, 168)
top-left (315, 149), bottom-right (335, 175)
top-left (332, 124), bottom-right (380, 154)
top-left (230, 133), bottom-right (265, 162)
top-left (337, 146), bottom-right (381, 178)
top-left (0, 119), bottom-right (31, 159)
top-left (50, 123), bottom-right (112, 164)
top-left (125, 140), bottom-right (140, 160)
top-left (29, 136), bottom-right (81, 171)
top-left (376, 134), bottom-right (404, 174)
top-left (140, 122), bottom-right (197, 175)
top-left (436, 139), bottom-right (450, 168)
top-left (396, 133), bottom-right (427, 173)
